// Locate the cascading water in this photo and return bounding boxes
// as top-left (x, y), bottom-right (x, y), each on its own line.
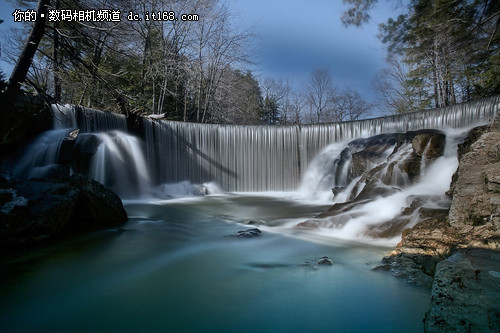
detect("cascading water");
top-left (142, 95), bottom-right (500, 192)
top-left (8, 104), bottom-right (150, 198)
top-left (142, 119), bottom-right (301, 191)
top-left (52, 104), bottom-right (127, 132)
top-left (87, 132), bottom-right (151, 197)
top-left (288, 128), bottom-right (469, 245)
top-left (9, 96), bottom-right (500, 198)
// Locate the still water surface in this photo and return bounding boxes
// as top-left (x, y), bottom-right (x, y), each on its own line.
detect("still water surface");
top-left (1, 194), bottom-right (429, 332)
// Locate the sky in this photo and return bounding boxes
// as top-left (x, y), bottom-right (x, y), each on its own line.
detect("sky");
top-left (0, 0), bottom-right (403, 106)
top-left (230, 0), bottom-right (403, 103)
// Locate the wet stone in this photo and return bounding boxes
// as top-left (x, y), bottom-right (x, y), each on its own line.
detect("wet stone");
top-left (317, 256), bottom-right (334, 265)
top-left (234, 228), bottom-right (262, 238)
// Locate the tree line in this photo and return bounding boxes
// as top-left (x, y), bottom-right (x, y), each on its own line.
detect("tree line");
top-left (343, 0), bottom-right (500, 114)
top-left (2, 0), bottom-right (372, 125)
top-left (4, 0), bottom-right (497, 123)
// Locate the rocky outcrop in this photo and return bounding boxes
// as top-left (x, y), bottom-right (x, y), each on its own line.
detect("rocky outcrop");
top-left (424, 249), bottom-right (500, 332)
top-left (308, 130), bottom-right (446, 238)
top-left (0, 173), bottom-right (127, 249)
top-left (383, 117), bottom-right (500, 273)
top-left (72, 133), bottom-right (101, 174)
top-left (447, 126), bottom-right (500, 248)
top-left (344, 130), bottom-right (445, 203)
top-left (379, 208), bottom-right (455, 289)
top-left (380, 114), bottom-right (500, 331)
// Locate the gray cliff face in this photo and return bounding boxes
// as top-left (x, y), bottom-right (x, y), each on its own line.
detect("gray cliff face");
top-left (448, 129), bottom-right (500, 247)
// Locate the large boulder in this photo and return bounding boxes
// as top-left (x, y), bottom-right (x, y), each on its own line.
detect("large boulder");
top-left (347, 133), bottom-right (399, 180)
top-left (68, 173), bottom-right (127, 230)
top-left (424, 249), bottom-right (500, 332)
top-left (0, 174), bottom-right (127, 249)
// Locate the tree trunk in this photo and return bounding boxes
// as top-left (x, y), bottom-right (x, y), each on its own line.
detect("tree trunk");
top-left (4, 0), bottom-right (50, 109)
top-left (52, 0), bottom-right (60, 101)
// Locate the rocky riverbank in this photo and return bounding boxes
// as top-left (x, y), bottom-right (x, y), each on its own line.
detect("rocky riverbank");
top-left (381, 115), bottom-right (500, 331)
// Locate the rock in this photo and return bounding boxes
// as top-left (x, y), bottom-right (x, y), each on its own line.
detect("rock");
top-left (376, 207), bottom-right (456, 288)
top-left (380, 253), bottom-right (438, 289)
top-left (58, 129), bottom-right (80, 165)
top-left (346, 130), bottom-right (446, 202)
top-left (395, 209), bottom-right (456, 256)
top-left (28, 164), bottom-right (70, 181)
top-left (364, 216), bottom-right (413, 238)
top-left (68, 173), bottom-right (128, 230)
top-left (331, 186), bottom-right (345, 197)
top-left (73, 134), bottom-right (102, 174)
top-left (317, 256), bottom-right (334, 265)
top-left (447, 117), bottom-right (500, 249)
top-left (0, 174), bottom-right (127, 249)
top-left (244, 219), bottom-right (265, 225)
top-left (296, 220), bottom-right (322, 229)
top-left (424, 249), bottom-right (500, 332)
top-left (1, 180), bottom-right (80, 247)
top-left (346, 133), bottom-right (399, 181)
top-left (233, 228), bottom-right (262, 238)
top-left (412, 132), bottom-right (446, 159)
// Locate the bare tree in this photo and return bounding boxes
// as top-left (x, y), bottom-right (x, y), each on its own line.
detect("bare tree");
top-left (305, 68), bottom-right (335, 123)
top-left (372, 56), bottom-right (431, 114)
top-left (186, 0), bottom-right (255, 123)
top-left (332, 88), bottom-right (371, 121)
top-left (289, 90), bottom-right (304, 124)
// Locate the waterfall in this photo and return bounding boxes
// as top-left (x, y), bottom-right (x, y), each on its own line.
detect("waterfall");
top-left (87, 132), bottom-right (151, 197)
top-left (9, 105), bottom-right (148, 198)
top-left (52, 104), bottom-right (127, 132)
top-left (143, 95), bottom-right (500, 192)
top-left (10, 96), bottom-right (499, 195)
top-left (142, 120), bottom-right (301, 191)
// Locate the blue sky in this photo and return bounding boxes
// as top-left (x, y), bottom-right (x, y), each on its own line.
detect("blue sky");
top-left (231, 0), bottom-right (402, 102)
top-left (0, 0), bottom-right (402, 104)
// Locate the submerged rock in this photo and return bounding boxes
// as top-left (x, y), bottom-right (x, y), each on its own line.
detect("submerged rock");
top-left (296, 220), bottom-right (322, 229)
top-left (302, 256), bottom-right (335, 268)
top-left (244, 219), bottom-right (266, 226)
top-left (317, 256), bottom-right (334, 265)
top-left (230, 228), bottom-right (262, 238)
